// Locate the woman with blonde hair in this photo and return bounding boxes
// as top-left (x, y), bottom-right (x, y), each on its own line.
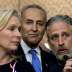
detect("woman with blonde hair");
top-left (0, 9), bottom-right (34, 72)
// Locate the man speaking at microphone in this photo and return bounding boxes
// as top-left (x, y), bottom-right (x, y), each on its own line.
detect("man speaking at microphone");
top-left (46, 15), bottom-right (72, 72)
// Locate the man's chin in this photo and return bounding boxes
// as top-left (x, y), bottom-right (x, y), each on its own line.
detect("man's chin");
top-left (56, 54), bottom-right (65, 60)
top-left (29, 40), bottom-right (39, 44)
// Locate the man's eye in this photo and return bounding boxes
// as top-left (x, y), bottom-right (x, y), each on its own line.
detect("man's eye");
top-left (26, 21), bottom-right (32, 24)
top-left (37, 21), bottom-right (44, 26)
top-left (63, 33), bottom-right (70, 37)
top-left (25, 20), bottom-right (33, 24)
top-left (50, 35), bottom-right (59, 41)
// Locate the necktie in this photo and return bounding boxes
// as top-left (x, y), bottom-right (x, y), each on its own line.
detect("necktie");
top-left (30, 49), bottom-right (41, 72)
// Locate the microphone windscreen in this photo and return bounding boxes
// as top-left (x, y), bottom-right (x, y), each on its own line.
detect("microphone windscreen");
top-left (61, 55), bottom-right (70, 65)
top-left (62, 55), bottom-right (69, 61)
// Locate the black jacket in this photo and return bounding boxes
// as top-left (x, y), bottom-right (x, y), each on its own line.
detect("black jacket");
top-left (0, 58), bottom-right (35, 72)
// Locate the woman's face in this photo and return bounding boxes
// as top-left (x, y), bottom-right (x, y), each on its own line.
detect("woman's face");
top-left (0, 16), bottom-right (21, 52)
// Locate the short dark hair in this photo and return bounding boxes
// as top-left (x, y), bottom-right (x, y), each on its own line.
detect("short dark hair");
top-left (46, 15), bottom-right (72, 27)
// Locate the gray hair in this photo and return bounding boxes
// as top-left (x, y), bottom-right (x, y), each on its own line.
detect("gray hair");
top-left (46, 15), bottom-right (72, 27)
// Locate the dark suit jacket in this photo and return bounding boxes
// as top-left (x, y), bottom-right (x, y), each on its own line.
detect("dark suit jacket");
top-left (17, 44), bottom-right (62, 72)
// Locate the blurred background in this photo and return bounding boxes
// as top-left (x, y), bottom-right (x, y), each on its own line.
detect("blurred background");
top-left (1, 0), bottom-right (72, 51)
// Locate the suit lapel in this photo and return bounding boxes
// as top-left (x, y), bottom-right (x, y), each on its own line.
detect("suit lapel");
top-left (40, 48), bottom-right (49, 72)
top-left (17, 44), bottom-right (27, 61)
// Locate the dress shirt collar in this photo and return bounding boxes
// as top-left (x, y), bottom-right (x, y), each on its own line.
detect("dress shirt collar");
top-left (20, 39), bottom-right (40, 55)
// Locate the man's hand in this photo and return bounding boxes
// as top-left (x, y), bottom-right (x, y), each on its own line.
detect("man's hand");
top-left (63, 59), bottom-right (72, 72)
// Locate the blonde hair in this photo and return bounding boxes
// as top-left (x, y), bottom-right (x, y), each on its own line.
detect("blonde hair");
top-left (0, 9), bottom-right (19, 31)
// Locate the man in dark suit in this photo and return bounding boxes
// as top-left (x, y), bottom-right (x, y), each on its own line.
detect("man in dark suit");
top-left (18, 4), bottom-right (61, 72)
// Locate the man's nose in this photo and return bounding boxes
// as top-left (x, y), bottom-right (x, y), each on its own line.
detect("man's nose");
top-left (32, 22), bottom-right (37, 31)
top-left (58, 37), bottom-right (64, 46)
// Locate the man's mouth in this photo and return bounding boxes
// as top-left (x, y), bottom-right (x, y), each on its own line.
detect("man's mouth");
top-left (58, 48), bottom-right (69, 53)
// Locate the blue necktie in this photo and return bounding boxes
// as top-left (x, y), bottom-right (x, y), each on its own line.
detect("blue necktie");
top-left (30, 49), bottom-right (41, 72)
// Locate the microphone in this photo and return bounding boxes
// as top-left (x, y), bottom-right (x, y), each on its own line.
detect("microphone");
top-left (62, 55), bottom-right (69, 61)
